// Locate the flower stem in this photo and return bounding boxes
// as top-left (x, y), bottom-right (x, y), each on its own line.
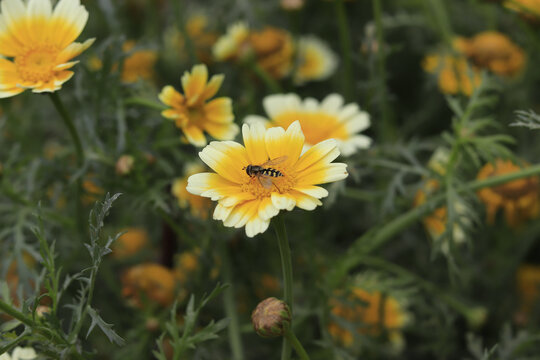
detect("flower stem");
top-left (250, 62), bottom-right (283, 94)
top-left (124, 97), bottom-right (168, 111)
top-left (48, 92), bottom-right (84, 166)
top-left (273, 214), bottom-right (293, 360)
top-left (329, 162), bottom-right (540, 285)
top-left (220, 240), bottom-right (245, 360)
top-left (284, 329), bottom-right (310, 360)
top-left (335, 0), bottom-right (353, 100)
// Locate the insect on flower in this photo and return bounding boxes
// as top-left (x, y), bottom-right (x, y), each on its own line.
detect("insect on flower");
top-left (243, 156), bottom-right (287, 191)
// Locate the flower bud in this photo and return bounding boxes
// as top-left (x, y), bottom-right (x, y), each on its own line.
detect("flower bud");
top-left (115, 155), bottom-right (135, 176)
top-left (251, 297), bottom-right (291, 338)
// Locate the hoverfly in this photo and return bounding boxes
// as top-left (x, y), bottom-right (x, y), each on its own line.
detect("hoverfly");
top-left (242, 156), bottom-right (288, 190)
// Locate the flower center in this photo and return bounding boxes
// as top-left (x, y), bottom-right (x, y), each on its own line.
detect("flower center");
top-left (273, 111), bottom-right (348, 145)
top-left (241, 167), bottom-right (296, 198)
top-left (15, 45), bottom-right (60, 83)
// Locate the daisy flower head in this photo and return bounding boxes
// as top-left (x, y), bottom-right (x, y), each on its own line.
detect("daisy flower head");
top-left (159, 64), bottom-right (238, 147)
top-left (0, 0), bottom-right (94, 97)
top-left (187, 121), bottom-right (348, 238)
top-left (294, 36), bottom-right (338, 85)
top-left (244, 93), bottom-right (371, 156)
top-left (212, 21), bottom-right (250, 61)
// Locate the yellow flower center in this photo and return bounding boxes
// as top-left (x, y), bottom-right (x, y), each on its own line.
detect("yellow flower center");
top-left (241, 167), bottom-right (296, 198)
top-left (15, 45), bottom-right (60, 83)
top-left (273, 111), bottom-right (348, 145)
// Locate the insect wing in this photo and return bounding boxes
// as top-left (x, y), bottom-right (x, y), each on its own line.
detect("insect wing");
top-left (258, 174), bottom-right (274, 189)
top-left (262, 156), bottom-right (288, 167)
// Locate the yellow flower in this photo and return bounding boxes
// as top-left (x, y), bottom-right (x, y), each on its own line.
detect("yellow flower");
top-left (329, 284), bottom-right (410, 351)
top-left (121, 40), bottom-right (158, 84)
top-left (112, 228), bottom-right (149, 259)
top-left (505, 0), bottom-right (540, 18)
top-left (249, 27), bottom-right (294, 79)
top-left (0, 0), bottom-right (94, 97)
top-left (476, 159), bottom-right (540, 227)
top-left (121, 263), bottom-right (176, 308)
top-left (465, 31), bottom-right (525, 77)
top-left (159, 64), bottom-right (238, 147)
top-left (172, 162), bottom-right (212, 219)
top-left (244, 93), bottom-right (371, 156)
top-left (294, 36), bottom-right (338, 85)
top-left (187, 121), bottom-right (348, 237)
top-left (212, 21), bottom-right (250, 61)
top-left (423, 54), bottom-right (481, 96)
top-left (515, 264), bottom-right (540, 322)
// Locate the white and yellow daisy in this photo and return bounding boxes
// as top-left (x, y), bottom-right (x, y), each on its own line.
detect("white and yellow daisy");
top-left (159, 64), bottom-right (239, 147)
top-left (187, 121), bottom-right (348, 238)
top-left (244, 93), bottom-right (371, 156)
top-left (212, 21), bottom-right (249, 61)
top-left (294, 36), bottom-right (338, 85)
top-left (0, 0), bottom-right (94, 97)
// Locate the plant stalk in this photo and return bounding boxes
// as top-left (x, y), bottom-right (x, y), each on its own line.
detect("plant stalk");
top-left (284, 329), bottom-right (310, 360)
top-left (274, 214), bottom-right (293, 360)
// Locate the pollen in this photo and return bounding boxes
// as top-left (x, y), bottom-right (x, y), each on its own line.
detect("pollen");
top-left (15, 45), bottom-right (61, 84)
top-left (241, 169), bottom-right (296, 198)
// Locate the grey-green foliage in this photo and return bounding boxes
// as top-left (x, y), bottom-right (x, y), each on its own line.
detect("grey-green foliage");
top-left (466, 324), bottom-right (540, 360)
top-left (153, 283), bottom-right (229, 360)
top-left (0, 193), bottom-right (125, 359)
top-left (510, 110), bottom-right (540, 131)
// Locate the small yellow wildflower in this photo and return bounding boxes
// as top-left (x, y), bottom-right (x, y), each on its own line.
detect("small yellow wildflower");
top-left (476, 159), bottom-right (540, 227)
top-left (329, 283), bottom-right (410, 352)
top-left (172, 163), bottom-right (212, 219)
top-left (187, 121), bottom-right (348, 237)
top-left (112, 228), bottom-right (149, 259)
top-left (244, 93), bottom-right (371, 156)
top-left (0, 0), bottom-right (94, 97)
top-left (121, 40), bottom-right (158, 84)
top-left (294, 36), bottom-right (338, 85)
top-left (159, 64), bottom-right (238, 147)
top-left (121, 263), bottom-right (176, 308)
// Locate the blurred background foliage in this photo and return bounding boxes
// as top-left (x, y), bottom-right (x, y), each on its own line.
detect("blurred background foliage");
top-left (2, 0), bottom-right (540, 359)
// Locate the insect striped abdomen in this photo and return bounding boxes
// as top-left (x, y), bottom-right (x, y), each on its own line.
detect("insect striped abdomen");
top-left (261, 168), bottom-right (283, 177)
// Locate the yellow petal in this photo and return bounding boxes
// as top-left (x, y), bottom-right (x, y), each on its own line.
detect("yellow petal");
top-left (198, 141), bottom-right (248, 183)
top-left (159, 85), bottom-right (184, 107)
top-left (204, 97), bottom-right (233, 123)
top-left (297, 163), bottom-right (348, 186)
top-left (201, 74), bottom-right (224, 100)
top-left (0, 58), bottom-right (22, 90)
top-left (183, 124), bottom-right (207, 147)
top-left (295, 139), bottom-right (339, 173)
top-left (50, 0), bottom-right (89, 48)
top-left (242, 122), bottom-right (268, 165)
top-left (203, 121), bottom-right (239, 141)
top-left (186, 172), bottom-right (238, 199)
top-left (182, 64), bottom-right (208, 106)
top-left (288, 190), bottom-right (322, 210)
top-left (55, 38), bottom-right (95, 65)
top-left (265, 120), bottom-right (304, 169)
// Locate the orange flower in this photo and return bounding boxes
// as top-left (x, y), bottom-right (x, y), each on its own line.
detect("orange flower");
top-left (249, 27), bottom-right (294, 79)
top-left (476, 159), bottom-right (539, 227)
top-left (423, 54), bottom-right (481, 96)
top-left (121, 263), bottom-right (176, 307)
top-left (121, 41), bottom-right (158, 84)
top-left (466, 31), bottom-right (525, 77)
top-left (112, 228), bottom-right (149, 259)
top-left (504, 0), bottom-right (540, 19)
top-left (329, 284), bottom-right (409, 351)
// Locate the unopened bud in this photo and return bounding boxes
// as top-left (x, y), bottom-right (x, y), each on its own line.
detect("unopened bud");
top-left (251, 297), bottom-right (291, 338)
top-left (36, 306), bottom-right (51, 318)
top-left (281, 0), bottom-right (304, 10)
top-left (465, 306), bottom-right (488, 329)
top-left (116, 155), bottom-right (134, 176)
top-left (145, 317), bottom-right (160, 332)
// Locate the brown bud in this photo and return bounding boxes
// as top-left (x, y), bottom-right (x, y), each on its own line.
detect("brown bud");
top-left (251, 297), bottom-right (291, 338)
top-left (115, 155), bottom-right (135, 176)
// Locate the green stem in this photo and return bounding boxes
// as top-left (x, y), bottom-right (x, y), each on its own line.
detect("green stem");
top-left (274, 215), bottom-right (293, 360)
top-left (220, 240), bottom-right (245, 360)
top-left (250, 62), bottom-right (283, 94)
top-left (329, 163), bottom-right (540, 285)
top-left (124, 97), bottom-right (168, 111)
top-left (0, 332), bottom-right (29, 356)
top-left (48, 92), bottom-right (84, 166)
top-left (284, 329), bottom-right (310, 360)
top-left (335, 0), bottom-right (353, 100)
top-left (373, 0), bottom-right (394, 140)
top-left (426, 0), bottom-right (454, 48)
